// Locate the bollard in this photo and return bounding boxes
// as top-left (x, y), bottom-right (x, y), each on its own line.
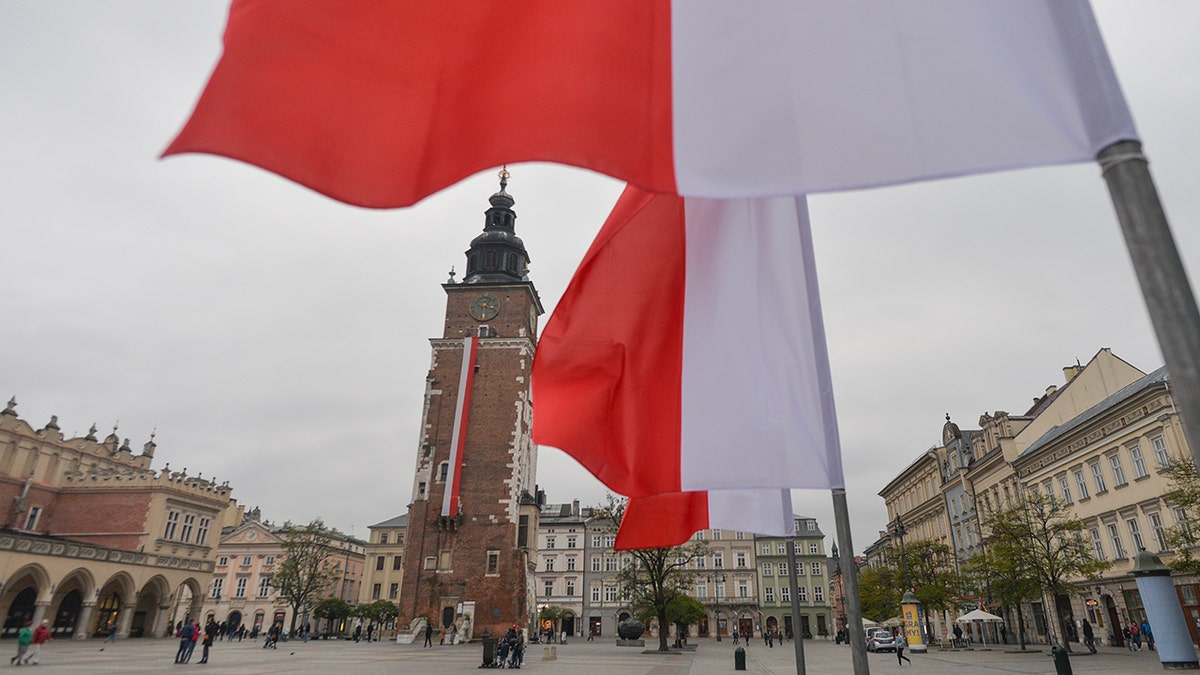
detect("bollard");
top-left (542, 645), bottom-right (558, 661)
top-left (480, 636), bottom-right (497, 668)
top-left (734, 646), bottom-right (747, 671)
top-left (1050, 645), bottom-right (1073, 675)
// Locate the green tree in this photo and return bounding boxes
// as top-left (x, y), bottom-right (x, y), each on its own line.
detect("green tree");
top-left (665, 593), bottom-right (706, 645)
top-left (312, 597), bottom-right (351, 637)
top-left (962, 541), bottom-right (1040, 650)
top-left (981, 491), bottom-right (1110, 652)
top-left (1160, 455), bottom-right (1200, 575)
top-left (353, 599), bottom-right (400, 638)
top-left (538, 606), bottom-right (569, 640)
top-left (595, 495), bottom-right (708, 652)
top-left (856, 565), bottom-right (901, 623)
top-left (271, 519), bottom-right (344, 635)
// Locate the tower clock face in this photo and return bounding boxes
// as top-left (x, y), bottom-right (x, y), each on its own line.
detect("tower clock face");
top-left (469, 293), bottom-right (501, 321)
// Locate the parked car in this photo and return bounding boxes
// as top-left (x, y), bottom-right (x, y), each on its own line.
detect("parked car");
top-left (866, 627), bottom-right (896, 652)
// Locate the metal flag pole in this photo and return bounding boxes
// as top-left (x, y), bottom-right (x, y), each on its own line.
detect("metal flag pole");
top-left (785, 536), bottom-right (807, 675)
top-left (1099, 140), bottom-right (1200, 466)
top-left (833, 488), bottom-right (871, 674)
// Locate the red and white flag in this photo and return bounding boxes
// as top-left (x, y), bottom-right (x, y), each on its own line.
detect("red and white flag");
top-left (532, 186), bottom-right (844, 498)
top-left (165, 1), bottom-right (1135, 208)
top-left (615, 489), bottom-right (795, 551)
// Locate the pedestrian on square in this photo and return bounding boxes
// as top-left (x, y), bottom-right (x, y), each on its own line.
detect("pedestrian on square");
top-left (1142, 620), bottom-right (1154, 651)
top-left (11, 621), bottom-right (32, 666)
top-left (1130, 622), bottom-right (1142, 650)
top-left (198, 620), bottom-right (216, 664)
top-left (423, 621), bottom-right (434, 648)
top-left (1082, 618), bottom-right (1097, 654)
top-left (175, 621), bottom-right (195, 664)
top-left (24, 619), bottom-right (50, 665)
top-left (895, 629), bottom-right (911, 666)
top-left (184, 621), bottom-right (200, 662)
top-left (731, 629), bottom-right (738, 644)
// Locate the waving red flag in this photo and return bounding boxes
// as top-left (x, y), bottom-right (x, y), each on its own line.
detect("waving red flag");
top-left (165, 1), bottom-right (1135, 207)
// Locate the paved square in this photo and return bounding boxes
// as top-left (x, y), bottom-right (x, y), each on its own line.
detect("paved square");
top-left (0, 636), bottom-right (1175, 674)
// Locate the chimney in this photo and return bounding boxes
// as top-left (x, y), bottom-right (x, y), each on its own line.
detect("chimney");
top-left (1063, 365), bottom-right (1081, 383)
top-left (1045, 385), bottom-right (1057, 397)
top-left (572, 499), bottom-right (580, 516)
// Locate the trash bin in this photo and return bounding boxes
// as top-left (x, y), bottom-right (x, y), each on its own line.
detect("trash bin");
top-left (481, 636), bottom-right (498, 668)
top-left (1050, 645), bottom-right (1073, 675)
top-left (734, 646), bottom-right (747, 671)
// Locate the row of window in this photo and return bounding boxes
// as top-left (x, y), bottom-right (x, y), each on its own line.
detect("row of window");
top-left (1043, 437), bottom-right (1166, 507)
top-left (758, 542), bottom-right (822, 556)
top-left (375, 554), bottom-right (403, 571)
top-left (760, 562), bottom-right (824, 577)
top-left (376, 532), bottom-right (404, 545)
top-left (1088, 508), bottom-right (1180, 562)
top-left (217, 555), bottom-right (275, 567)
top-left (210, 575), bottom-right (272, 600)
top-left (762, 584), bottom-right (824, 604)
top-left (162, 511), bottom-right (212, 546)
top-left (370, 582), bottom-right (400, 601)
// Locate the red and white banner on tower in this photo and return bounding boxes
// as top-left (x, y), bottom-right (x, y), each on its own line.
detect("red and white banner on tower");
top-left (532, 186), bottom-right (845, 499)
top-left (441, 336), bottom-right (479, 517)
top-left (164, 1), bottom-right (1135, 208)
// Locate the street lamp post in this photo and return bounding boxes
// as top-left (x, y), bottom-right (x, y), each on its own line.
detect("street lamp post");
top-left (831, 542), bottom-right (846, 634)
top-left (707, 574), bottom-right (726, 641)
top-left (893, 517), bottom-right (909, 591)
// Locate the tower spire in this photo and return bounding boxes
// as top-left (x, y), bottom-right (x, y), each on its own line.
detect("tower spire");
top-left (461, 167), bottom-right (530, 284)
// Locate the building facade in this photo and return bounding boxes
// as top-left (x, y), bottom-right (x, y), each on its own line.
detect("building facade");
top-left (200, 513), bottom-right (366, 637)
top-left (0, 399), bottom-right (238, 639)
top-left (754, 516), bottom-right (833, 640)
top-left (361, 513), bottom-right (407, 635)
top-left (535, 502), bottom-right (586, 637)
top-left (398, 172), bottom-right (543, 639)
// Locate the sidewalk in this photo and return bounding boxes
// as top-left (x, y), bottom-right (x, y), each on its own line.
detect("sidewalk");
top-left (0, 635), bottom-right (1172, 674)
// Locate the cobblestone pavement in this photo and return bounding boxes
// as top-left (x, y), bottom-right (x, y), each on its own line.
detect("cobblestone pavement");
top-left (0, 635), bottom-right (1175, 674)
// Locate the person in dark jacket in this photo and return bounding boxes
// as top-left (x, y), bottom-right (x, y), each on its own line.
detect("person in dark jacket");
top-left (198, 620), bottom-right (216, 664)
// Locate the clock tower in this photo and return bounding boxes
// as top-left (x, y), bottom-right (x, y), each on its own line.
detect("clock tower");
top-left (400, 169), bottom-right (543, 639)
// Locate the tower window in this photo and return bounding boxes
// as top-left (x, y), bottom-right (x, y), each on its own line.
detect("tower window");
top-left (478, 326), bottom-right (490, 338)
top-left (507, 255), bottom-right (518, 272)
top-left (437, 462), bottom-right (449, 483)
top-left (485, 251), bottom-right (497, 269)
top-left (418, 482), bottom-right (427, 498)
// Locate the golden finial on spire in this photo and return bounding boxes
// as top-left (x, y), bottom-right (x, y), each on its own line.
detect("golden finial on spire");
top-left (498, 165), bottom-right (510, 191)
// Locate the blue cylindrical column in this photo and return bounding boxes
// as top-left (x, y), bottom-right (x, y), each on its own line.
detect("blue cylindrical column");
top-left (1131, 550), bottom-right (1199, 669)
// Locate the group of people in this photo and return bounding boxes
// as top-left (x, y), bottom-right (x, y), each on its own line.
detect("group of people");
top-left (492, 626), bottom-right (525, 668)
top-left (10, 620), bottom-right (51, 666)
top-left (173, 619), bottom-right (216, 664)
top-left (1124, 620), bottom-right (1154, 651)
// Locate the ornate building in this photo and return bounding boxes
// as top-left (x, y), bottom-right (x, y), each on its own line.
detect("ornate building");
top-left (535, 501), bottom-right (586, 638)
top-left (398, 171), bottom-right (543, 639)
top-left (200, 512), bottom-right (366, 637)
top-left (0, 399), bottom-right (239, 639)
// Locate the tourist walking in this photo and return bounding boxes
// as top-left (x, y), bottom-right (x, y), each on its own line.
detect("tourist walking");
top-left (175, 622), bottom-right (195, 664)
top-left (731, 629), bottom-right (739, 644)
top-left (11, 622), bottom-right (32, 666)
top-left (896, 630), bottom-right (912, 666)
top-left (424, 621), bottom-right (434, 647)
top-left (24, 620), bottom-right (50, 665)
top-left (1082, 618), bottom-right (1097, 654)
top-left (1142, 620), bottom-right (1154, 651)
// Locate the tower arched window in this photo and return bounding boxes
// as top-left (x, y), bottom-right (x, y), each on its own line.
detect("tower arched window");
top-left (437, 462), bottom-right (449, 483)
top-left (485, 250), bottom-right (497, 269)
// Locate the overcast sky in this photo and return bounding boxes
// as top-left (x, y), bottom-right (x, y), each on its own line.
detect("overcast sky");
top-left (2, 2), bottom-right (1198, 552)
